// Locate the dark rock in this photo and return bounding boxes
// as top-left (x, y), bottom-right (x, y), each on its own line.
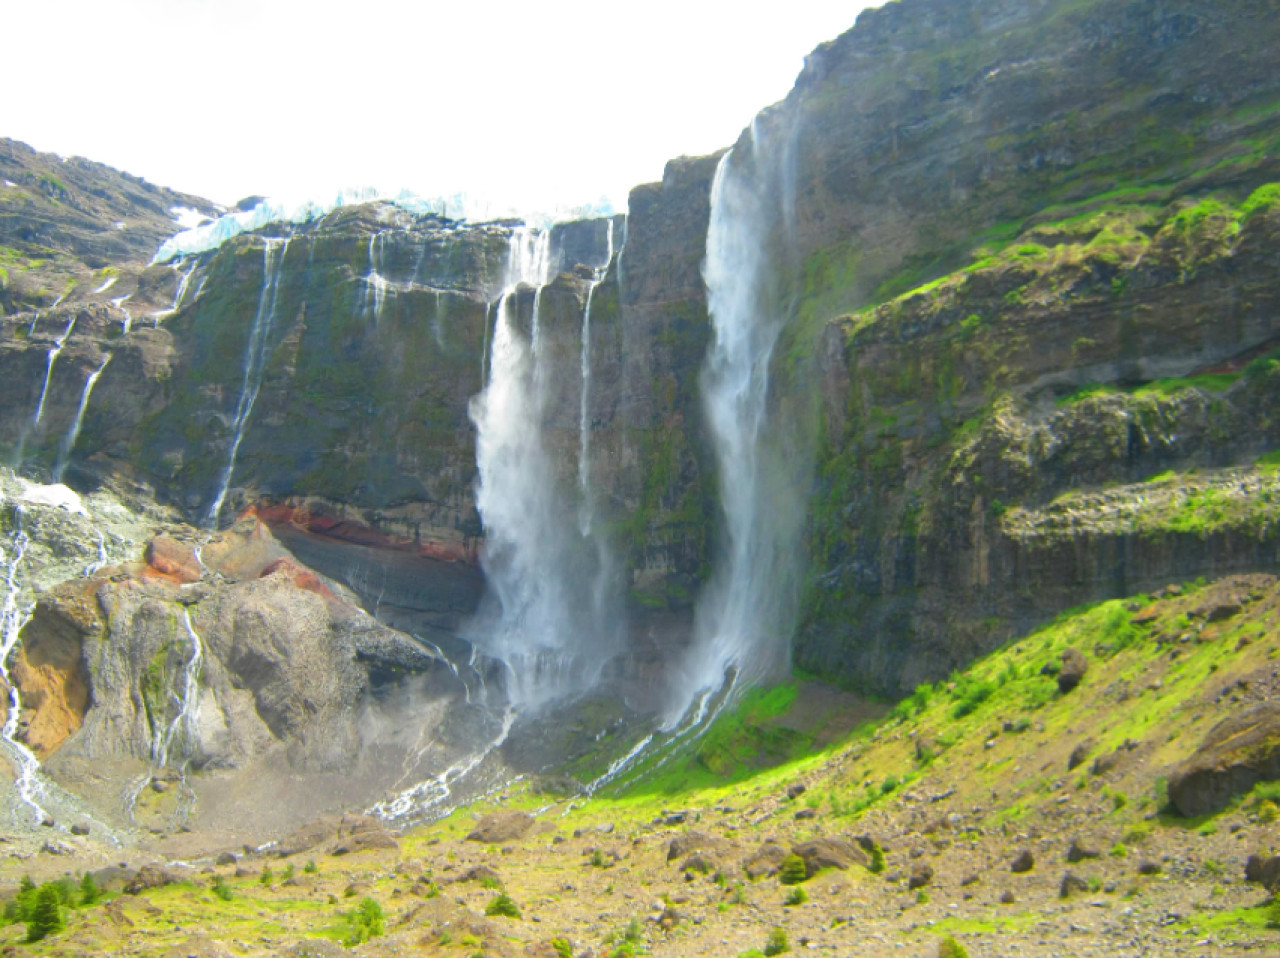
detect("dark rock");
top-left (786, 783), bottom-right (807, 800)
top-left (1000, 889), bottom-right (1017, 904)
top-left (1010, 850), bottom-right (1034, 873)
top-left (742, 841), bottom-right (789, 878)
top-left (467, 810), bottom-right (535, 844)
top-left (215, 851), bottom-right (237, 866)
top-left (1066, 839), bottom-right (1101, 863)
top-left (1167, 701), bottom-right (1280, 816)
top-left (794, 808), bottom-right (817, 820)
top-left (907, 864), bottom-right (934, 889)
top-left (1244, 854), bottom-right (1280, 889)
top-left (1137, 859), bottom-right (1162, 875)
top-left (460, 864), bottom-right (501, 885)
top-left (680, 853), bottom-right (715, 875)
top-left (70, 822), bottom-right (90, 836)
top-left (125, 864), bottom-right (182, 894)
top-left (666, 831), bottom-right (725, 862)
top-left (791, 837), bottom-right (869, 877)
top-left (960, 873), bottom-right (980, 887)
top-left (1058, 648), bottom-right (1088, 693)
top-left (1091, 750), bottom-right (1123, 776)
top-left (1059, 872), bottom-right (1090, 898)
top-left (1068, 740), bottom-right (1093, 771)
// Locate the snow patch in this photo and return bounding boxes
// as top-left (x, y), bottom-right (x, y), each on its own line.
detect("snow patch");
top-left (114, 221), bottom-right (126, 230)
top-left (3, 180), bottom-right (15, 188)
top-left (169, 206), bottom-right (209, 230)
top-left (16, 479), bottom-right (87, 515)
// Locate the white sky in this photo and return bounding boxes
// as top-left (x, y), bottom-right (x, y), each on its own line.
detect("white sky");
top-left (5, 0), bottom-right (879, 213)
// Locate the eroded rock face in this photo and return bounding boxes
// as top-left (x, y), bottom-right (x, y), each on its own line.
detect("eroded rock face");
top-left (1167, 702), bottom-right (1280, 817)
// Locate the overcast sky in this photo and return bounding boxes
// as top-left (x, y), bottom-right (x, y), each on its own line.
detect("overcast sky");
top-left (6, 0), bottom-right (878, 214)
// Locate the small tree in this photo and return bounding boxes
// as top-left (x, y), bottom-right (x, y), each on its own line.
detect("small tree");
top-left (485, 893), bottom-right (521, 919)
top-left (763, 926), bottom-right (789, 956)
top-left (26, 885), bottom-right (63, 942)
top-left (79, 872), bottom-right (100, 906)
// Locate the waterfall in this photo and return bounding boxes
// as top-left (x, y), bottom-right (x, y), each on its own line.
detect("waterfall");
top-left (205, 237), bottom-right (290, 527)
top-left (577, 220), bottom-right (617, 535)
top-left (110, 293), bottom-right (133, 333)
top-left (468, 223), bottom-right (623, 710)
top-left (152, 608), bottom-right (204, 768)
top-left (152, 260), bottom-right (198, 324)
top-left (665, 117), bottom-right (806, 725)
top-left (0, 512), bottom-right (48, 822)
top-left (364, 232), bottom-right (389, 324)
top-left (53, 353), bottom-right (111, 483)
top-left (13, 315), bottom-right (77, 469)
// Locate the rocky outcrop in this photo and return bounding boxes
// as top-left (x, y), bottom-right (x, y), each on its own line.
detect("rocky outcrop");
top-left (1167, 701), bottom-right (1280, 816)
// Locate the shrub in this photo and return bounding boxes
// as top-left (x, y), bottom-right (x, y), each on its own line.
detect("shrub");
top-left (868, 843), bottom-right (886, 874)
top-left (344, 897), bottom-right (385, 945)
top-left (259, 865), bottom-right (274, 886)
top-left (778, 854), bottom-right (807, 885)
top-left (937, 935), bottom-right (970, 958)
top-left (763, 926), bottom-right (790, 956)
top-left (783, 886), bottom-right (807, 906)
top-left (26, 885), bottom-right (63, 942)
top-left (79, 872), bottom-right (99, 906)
top-left (551, 938), bottom-right (573, 958)
top-left (485, 893), bottom-right (521, 919)
top-left (211, 876), bottom-right (233, 902)
top-left (282, 863), bottom-right (296, 881)
top-left (1258, 800), bottom-right (1278, 824)
top-left (303, 859), bottom-right (318, 874)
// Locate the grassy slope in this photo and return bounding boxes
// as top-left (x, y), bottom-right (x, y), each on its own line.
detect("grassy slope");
top-left (4, 575), bottom-right (1279, 955)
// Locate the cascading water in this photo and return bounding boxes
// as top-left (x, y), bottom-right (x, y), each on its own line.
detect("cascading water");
top-left (53, 353), bottom-right (111, 483)
top-left (364, 232), bottom-right (389, 324)
top-left (205, 237), bottom-right (290, 527)
top-left (577, 220), bottom-right (616, 535)
top-left (13, 315), bottom-right (77, 468)
top-left (468, 223), bottom-right (624, 711)
top-left (152, 260), bottom-right (198, 324)
top-left (664, 116), bottom-right (807, 726)
top-left (110, 293), bottom-right (134, 333)
top-left (0, 512), bottom-right (48, 822)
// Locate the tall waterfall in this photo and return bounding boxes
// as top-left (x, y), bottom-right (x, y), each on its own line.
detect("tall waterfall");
top-left (469, 223), bottom-right (623, 711)
top-left (13, 315), bottom-right (77, 469)
top-left (206, 237), bottom-right (290, 527)
top-left (53, 353), bottom-right (112, 483)
top-left (666, 117), bottom-right (806, 724)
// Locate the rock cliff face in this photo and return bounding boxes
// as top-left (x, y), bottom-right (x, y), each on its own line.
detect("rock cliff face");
top-left (4, 0), bottom-right (1280, 710)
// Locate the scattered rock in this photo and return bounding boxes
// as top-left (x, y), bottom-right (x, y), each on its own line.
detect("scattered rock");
top-left (908, 864), bottom-right (934, 889)
top-left (1244, 854), bottom-right (1280, 890)
top-left (1000, 889), bottom-right (1017, 904)
top-left (742, 841), bottom-right (789, 878)
top-left (1010, 850), bottom-right (1035, 873)
top-left (794, 807), bottom-right (817, 820)
top-left (1059, 872), bottom-right (1090, 898)
top-left (467, 810), bottom-right (535, 844)
top-left (1167, 701), bottom-right (1280, 816)
top-left (1066, 839), bottom-right (1101, 863)
top-left (145, 536), bottom-right (202, 583)
top-left (41, 839), bottom-right (74, 855)
top-left (215, 851), bottom-right (237, 866)
top-left (791, 837), bottom-right (869, 877)
top-left (462, 864), bottom-right (502, 885)
top-left (160, 936), bottom-right (236, 958)
top-left (786, 783), bottom-right (807, 800)
top-left (1058, 647), bottom-right (1088, 693)
top-left (960, 873), bottom-right (980, 887)
top-left (284, 940), bottom-right (351, 957)
top-left (526, 939), bottom-right (576, 957)
top-left (70, 822), bottom-right (90, 836)
top-left (1068, 740), bottom-right (1093, 771)
top-left (124, 864), bottom-right (183, 894)
top-left (1137, 859), bottom-right (1162, 875)
top-left (667, 831), bottom-right (726, 862)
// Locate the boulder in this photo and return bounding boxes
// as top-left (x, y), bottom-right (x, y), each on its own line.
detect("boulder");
top-left (908, 864), bottom-right (934, 889)
top-left (1244, 854), bottom-right (1280, 890)
top-left (791, 837), bottom-right (868, 877)
top-left (1059, 872), bottom-right (1089, 898)
top-left (1167, 702), bottom-right (1280, 816)
top-left (742, 841), bottom-right (789, 878)
top-left (1137, 859), bottom-right (1162, 875)
top-left (1057, 648), bottom-right (1088, 693)
top-left (145, 536), bottom-right (202, 583)
top-left (1010, 850), bottom-right (1034, 873)
top-left (467, 810), bottom-right (535, 844)
top-left (666, 831), bottom-right (726, 862)
top-left (1067, 740), bottom-right (1093, 771)
top-left (1065, 839), bottom-right (1101, 863)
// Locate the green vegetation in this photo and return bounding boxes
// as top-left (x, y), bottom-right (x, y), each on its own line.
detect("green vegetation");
top-left (26, 885), bottom-right (64, 942)
top-left (342, 897), bottom-right (385, 946)
top-left (938, 935), bottom-right (971, 958)
top-left (763, 926), bottom-right (790, 956)
top-left (778, 854), bottom-right (808, 886)
top-left (484, 893), bottom-right (521, 919)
